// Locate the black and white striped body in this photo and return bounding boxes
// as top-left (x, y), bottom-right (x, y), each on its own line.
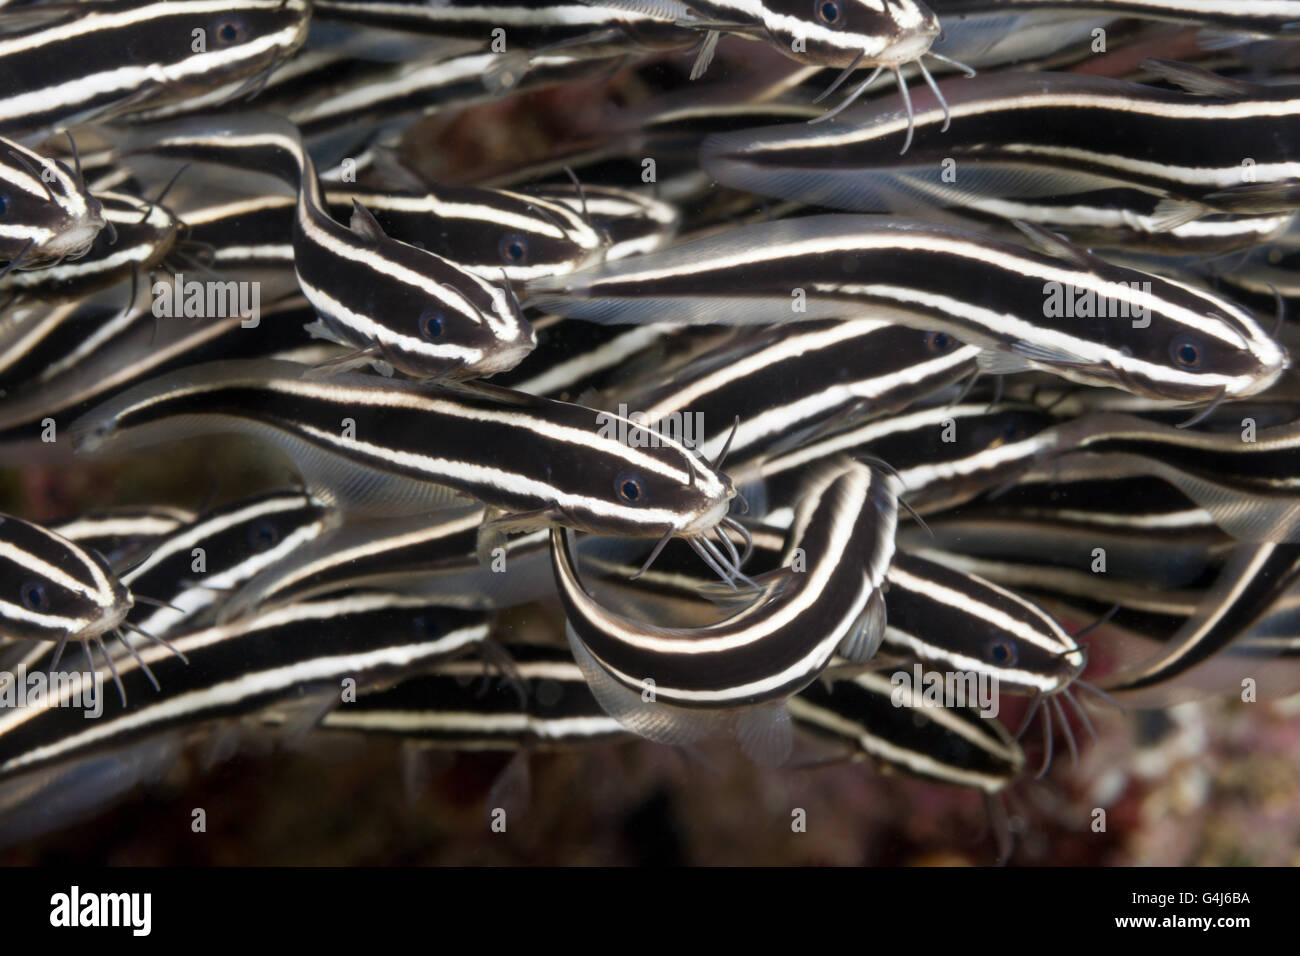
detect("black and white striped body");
top-left (69, 359), bottom-right (737, 544)
top-left (0, 0), bottom-right (311, 137)
top-left (118, 491), bottom-right (333, 639)
top-left (0, 137), bottom-right (105, 269)
top-left (0, 190), bottom-right (177, 301)
top-left (702, 65), bottom-right (1300, 225)
top-left (0, 591), bottom-right (490, 781)
top-left (614, 319), bottom-right (980, 466)
top-left (927, 0), bottom-right (1300, 34)
top-left (789, 668), bottom-right (1023, 793)
top-left (134, 118), bottom-right (535, 379)
top-left (553, 460), bottom-right (896, 712)
top-left (0, 513), bottom-right (131, 651)
top-left (530, 214), bottom-right (1287, 402)
top-left (49, 505), bottom-right (196, 568)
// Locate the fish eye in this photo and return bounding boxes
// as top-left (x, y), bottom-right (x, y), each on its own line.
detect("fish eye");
top-left (248, 521), bottom-right (281, 551)
top-left (615, 473), bottom-right (645, 505)
top-left (1170, 335), bottom-right (1203, 369)
top-left (19, 581), bottom-right (47, 612)
top-left (986, 639), bottom-right (1018, 667)
top-left (0, 193), bottom-right (8, 216)
top-left (498, 234), bottom-right (529, 266)
top-left (925, 331), bottom-right (952, 352)
top-left (814, 0), bottom-right (842, 26)
top-left (213, 18), bottom-right (246, 45)
top-left (419, 310), bottom-right (445, 341)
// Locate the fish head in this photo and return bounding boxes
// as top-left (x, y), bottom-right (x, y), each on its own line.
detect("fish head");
top-left (761, 0), bottom-right (940, 68)
top-left (0, 150), bottom-right (106, 268)
top-left (369, 239), bottom-right (538, 379)
top-left (1113, 274), bottom-right (1288, 402)
top-left (573, 413), bottom-right (736, 542)
top-left (169, 0), bottom-right (312, 90)
top-left (0, 516), bottom-right (131, 647)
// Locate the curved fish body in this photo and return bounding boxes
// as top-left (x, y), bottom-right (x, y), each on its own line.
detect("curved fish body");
top-left (127, 116), bottom-right (535, 379)
top-left (552, 460), bottom-right (897, 761)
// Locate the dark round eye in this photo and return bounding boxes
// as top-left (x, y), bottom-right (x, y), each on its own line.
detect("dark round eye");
top-left (214, 19), bottom-right (246, 45)
top-left (0, 193), bottom-right (8, 217)
top-left (615, 473), bottom-right (644, 505)
top-left (498, 234), bottom-right (529, 266)
top-left (20, 581), bottom-right (47, 612)
top-left (419, 310), bottom-right (445, 341)
top-left (925, 330), bottom-right (953, 352)
top-left (815, 0), bottom-right (841, 26)
top-left (248, 521), bottom-right (281, 551)
top-left (1170, 335), bottom-right (1202, 369)
top-left (986, 639), bottom-right (1018, 667)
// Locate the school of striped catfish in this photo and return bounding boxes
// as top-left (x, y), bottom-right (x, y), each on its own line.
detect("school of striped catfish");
top-left (1, 0), bottom-right (1299, 863)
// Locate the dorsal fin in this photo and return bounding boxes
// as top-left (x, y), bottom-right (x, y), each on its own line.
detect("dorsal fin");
top-left (348, 200), bottom-right (387, 244)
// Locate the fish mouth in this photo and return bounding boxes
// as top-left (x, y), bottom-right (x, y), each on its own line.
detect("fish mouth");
top-left (475, 340), bottom-right (537, 377)
top-left (873, 29), bottom-right (939, 67)
top-left (40, 221), bottom-right (104, 263)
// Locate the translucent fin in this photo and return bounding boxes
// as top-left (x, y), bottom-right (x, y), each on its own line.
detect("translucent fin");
top-left (0, 733), bottom-right (182, 848)
top-left (976, 349), bottom-right (1035, 376)
top-left (487, 750), bottom-right (532, 822)
top-left (1140, 58), bottom-right (1255, 97)
top-left (838, 588), bottom-right (887, 663)
top-left (565, 623), bottom-right (725, 747)
top-left (735, 701), bottom-right (793, 767)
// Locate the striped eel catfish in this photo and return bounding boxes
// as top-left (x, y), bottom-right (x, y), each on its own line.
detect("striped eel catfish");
top-left (524, 184), bottom-right (681, 262)
top-left (0, 591), bottom-right (491, 784)
top-left (552, 459), bottom-right (897, 763)
top-left (309, 0), bottom-right (698, 54)
top-left (1039, 412), bottom-right (1300, 543)
top-left (324, 186), bottom-right (607, 282)
top-left (68, 359), bottom-right (746, 583)
top-left (0, 492), bottom-right (335, 694)
top-left (0, 295), bottom-right (343, 446)
top-left (0, 0), bottom-right (312, 138)
top-left (115, 491), bottom-right (334, 641)
top-left (790, 667), bottom-right (1023, 794)
top-left (319, 644), bottom-right (1025, 797)
top-left (610, 318), bottom-right (981, 465)
top-left (0, 136), bottom-right (105, 270)
top-left (0, 512), bottom-right (144, 702)
top-left (120, 115), bottom-right (535, 380)
top-left (0, 190), bottom-right (178, 305)
top-left (317, 643), bottom-right (628, 751)
top-left (927, 0), bottom-right (1300, 35)
top-left (49, 505), bottom-right (197, 568)
top-left (740, 402), bottom-right (1063, 524)
top-left (577, 522), bottom-right (1091, 770)
top-left (172, 183), bottom-right (608, 283)
top-left (528, 215), bottom-right (1287, 405)
top-left (216, 507), bottom-right (556, 622)
top-left (701, 61), bottom-right (1300, 229)
top-left (284, 49), bottom-right (608, 165)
